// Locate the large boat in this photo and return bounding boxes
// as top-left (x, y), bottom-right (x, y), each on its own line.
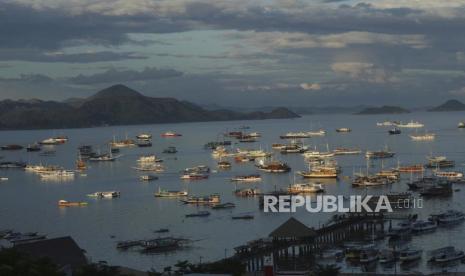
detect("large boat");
top-left (0, 161), bottom-right (26, 169)
top-left (297, 167), bottom-right (338, 178)
top-left (236, 149), bottom-right (271, 158)
top-left (1, 144), bottom-right (23, 150)
top-left (411, 220), bottom-right (437, 233)
top-left (136, 133), bottom-right (152, 140)
top-left (430, 210), bottom-right (465, 224)
top-left (433, 170), bottom-right (463, 180)
top-left (87, 191), bottom-right (120, 198)
top-left (352, 175), bottom-right (389, 187)
top-left (426, 156), bottom-right (455, 168)
top-left (204, 141), bottom-right (232, 149)
top-left (58, 200), bottom-right (88, 207)
top-left (410, 133), bottom-right (435, 141)
top-left (365, 149), bottom-right (395, 159)
top-left (303, 150), bottom-right (334, 159)
top-left (332, 148), bottom-right (361, 155)
top-left (40, 170), bottom-right (75, 179)
top-left (181, 194), bottom-right (220, 205)
top-left (161, 131), bottom-right (182, 137)
top-left (231, 174), bottom-right (261, 182)
top-left (396, 121), bottom-right (424, 128)
top-left (280, 144), bottom-right (308, 154)
top-left (256, 160), bottom-right (291, 173)
top-left (154, 187), bottom-right (188, 198)
top-left (134, 164), bottom-right (164, 172)
top-left (288, 183), bottom-right (324, 194)
top-left (26, 143), bottom-right (41, 152)
top-left (429, 246), bottom-right (465, 263)
top-left (137, 155), bottom-right (162, 163)
top-left (397, 164), bottom-right (424, 173)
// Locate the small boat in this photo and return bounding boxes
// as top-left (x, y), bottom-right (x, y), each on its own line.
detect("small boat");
top-left (76, 158), bottom-right (86, 170)
top-left (288, 183), bottom-right (325, 194)
top-left (180, 173), bottom-right (209, 180)
top-left (185, 211), bottom-right (211, 217)
top-left (137, 155), bottom-right (162, 163)
top-left (231, 174), bottom-right (261, 182)
top-left (430, 210), bottom-right (465, 224)
top-left (365, 149), bottom-right (395, 159)
top-left (87, 191), bottom-right (120, 198)
top-left (26, 143), bottom-right (41, 152)
top-left (410, 133), bottom-right (435, 141)
top-left (234, 188), bottom-right (261, 197)
top-left (429, 246), bottom-right (465, 263)
top-left (272, 143), bottom-right (286, 150)
top-left (163, 146), bottom-right (177, 154)
top-left (161, 131), bottom-right (182, 137)
top-left (280, 144), bottom-right (308, 154)
top-left (89, 153), bottom-right (120, 162)
top-left (1, 144), bottom-right (23, 150)
top-left (398, 164), bottom-right (424, 173)
top-left (389, 128), bottom-right (401, 135)
top-left (133, 164), bottom-right (164, 172)
top-left (335, 128), bottom-right (351, 133)
top-left (280, 132), bottom-right (312, 139)
top-left (211, 202), bottom-right (236, 209)
top-left (377, 121), bottom-right (396, 126)
top-left (0, 177), bottom-right (8, 181)
top-left (458, 122), bottom-right (465, 128)
top-left (117, 240), bottom-right (142, 250)
top-left (154, 187), bottom-right (188, 198)
top-left (399, 248), bottom-right (422, 262)
top-left (181, 194), bottom-right (220, 205)
top-left (109, 137), bottom-right (136, 148)
top-left (256, 160), bottom-right (291, 173)
top-left (217, 161), bottom-right (232, 169)
top-left (136, 133), bottom-right (152, 140)
top-left (232, 215), bottom-right (254, 220)
top-left (332, 148), bottom-right (361, 155)
top-left (137, 140), bottom-right (152, 147)
top-left (58, 200), bottom-right (88, 207)
top-left (434, 170), bottom-right (463, 180)
top-left (154, 228), bottom-right (169, 233)
top-left (140, 175), bottom-right (158, 181)
top-left (238, 135), bottom-right (258, 143)
top-left (396, 120), bottom-right (424, 128)
top-left (204, 141), bottom-right (231, 149)
top-left (0, 162), bottom-right (26, 169)
top-left (183, 165), bottom-right (210, 174)
top-left (412, 220), bottom-right (436, 233)
top-left (39, 138), bottom-right (61, 145)
top-left (140, 237), bottom-right (181, 252)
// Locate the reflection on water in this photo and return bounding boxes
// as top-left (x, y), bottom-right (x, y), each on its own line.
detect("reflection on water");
top-left (1, 112), bottom-right (465, 272)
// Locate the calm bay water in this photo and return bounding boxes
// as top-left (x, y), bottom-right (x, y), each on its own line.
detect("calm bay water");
top-left (1, 113), bottom-right (465, 273)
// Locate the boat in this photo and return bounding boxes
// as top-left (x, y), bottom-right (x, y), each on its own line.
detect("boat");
top-left (359, 249), bottom-right (379, 264)
top-left (154, 228), bottom-right (169, 233)
top-left (335, 128), bottom-right (351, 133)
top-left (181, 194), bottom-right (220, 205)
top-left (117, 240), bottom-right (142, 250)
top-left (217, 161), bottom-right (232, 169)
top-left (396, 121), bottom-right (424, 128)
top-left (234, 188), bottom-right (261, 197)
top-left (26, 143), bottom-right (41, 152)
top-left (303, 150), bottom-right (334, 159)
top-left (375, 170), bottom-right (400, 181)
top-left (377, 121), bottom-right (396, 126)
top-left (0, 162), bottom-right (26, 169)
top-left (185, 211), bottom-right (211, 217)
top-left (238, 135), bottom-right (258, 143)
top-left (133, 164), bottom-right (164, 172)
top-left (161, 131), bottom-right (182, 137)
top-left (419, 182), bottom-right (452, 197)
top-left (204, 141), bottom-right (231, 149)
top-left (224, 131), bottom-right (243, 138)
top-left (211, 202), bottom-right (236, 209)
top-left (87, 191), bottom-right (120, 198)
top-left (365, 149), bottom-right (395, 159)
top-left (231, 174), bottom-right (261, 182)
top-left (398, 164), bottom-right (424, 173)
top-left (232, 215), bottom-right (254, 220)
top-left (58, 200), bottom-right (88, 207)
top-left (76, 157), bottom-right (86, 171)
top-left (429, 246), bottom-right (465, 263)
top-left (458, 122), bottom-right (465, 128)
top-left (352, 175), bottom-right (388, 187)
top-left (180, 173), bottom-right (209, 180)
top-left (1, 144), bottom-right (23, 150)
top-left (410, 133), bottom-right (435, 141)
top-left (163, 146), bottom-right (177, 154)
top-left (234, 155), bottom-right (255, 163)
top-left (39, 150), bottom-right (56, 156)
top-left (399, 249), bottom-right (422, 262)
top-left (236, 149), bottom-right (271, 158)
top-left (0, 177), bottom-right (8, 181)
top-left (109, 136), bottom-right (136, 148)
top-left (40, 170), bottom-right (75, 179)
top-left (136, 133), bottom-right (152, 140)
top-left (434, 170), bottom-right (463, 180)
top-left (212, 146), bottom-right (232, 158)
top-left (280, 144), bottom-right (308, 154)
top-left (288, 183), bottom-right (324, 194)
top-left (137, 155), bottom-right (162, 163)
top-left (256, 160), bottom-right (291, 173)
top-left (426, 158), bottom-right (455, 168)
top-left (137, 140), bottom-right (152, 147)
top-left (332, 148), bottom-right (361, 155)
top-left (140, 175), bottom-right (158, 181)
top-left (379, 249), bottom-right (398, 263)
top-left (154, 187), bottom-right (188, 198)
top-left (183, 165), bottom-right (210, 174)
top-left (140, 237), bottom-right (182, 252)
top-left (297, 168), bottom-right (338, 178)
top-left (412, 220), bottom-right (437, 233)
top-left (280, 132), bottom-right (312, 139)
top-left (39, 137), bottom-right (64, 145)
top-left (430, 210), bottom-right (465, 224)
top-left (388, 128), bottom-right (401, 135)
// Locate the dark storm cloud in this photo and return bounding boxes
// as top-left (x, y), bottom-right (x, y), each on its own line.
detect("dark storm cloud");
top-left (0, 74), bottom-right (53, 83)
top-left (69, 67), bottom-right (183, 85)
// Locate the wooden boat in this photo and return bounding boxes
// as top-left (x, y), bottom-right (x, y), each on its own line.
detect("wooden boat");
top-left (185, 211), bottom-right (210, 217)
top-left (154, 187), bottom-right (188, 198)
top-left (180, 173), bottom-right (208, 180)
top-left (161, 131), bottom-right (182, 137)
top-left (58, 200), bottom-right (88, 207)
top-left (231, 174), bottom-right (261, 182)
top-left (133, 164), bottom-right (164, 172)
top-left (256, 160), bottom-right (291, 173)
top-left (232, 215), bottom-right (254, 220)
top-left (335, 128), bottom-right (351, 133)
top-left (366, 149), bottom-right (395, 159)
top-left (398, 164), bottom-right (424, 173)
top-left (234, 188), bottom-right (261, 197)
top-left (288, 183), bottom-right (324, 194)
top-left (297, 168), bottom-right (337, 178)
top-left (217, 161), bottom-right (232, 169)
top-left (332, 148), bottom-right (361, 155)
top-left (211, 202), bottom-right (236, 209)
top-left (181, 194), bottom-right (220, 205)
top-left (140, 175), bottom-right (158, 181)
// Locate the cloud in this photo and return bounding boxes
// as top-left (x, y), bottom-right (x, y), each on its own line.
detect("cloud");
top-left (69, 67), bottom-right (183, 85)
top-left (0, 74), bottom-right (53, 83)
top-left (330, 62), bottom-right (396, 83)
top-left (0, 50), bottom-right (147, 63)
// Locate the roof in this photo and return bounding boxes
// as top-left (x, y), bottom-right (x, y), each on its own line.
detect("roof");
top-left (14, 236), bottom-right (87, 269)
top-left (269, 217), bottom-right (317, 238)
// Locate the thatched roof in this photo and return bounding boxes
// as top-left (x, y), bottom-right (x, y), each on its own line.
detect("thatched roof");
top-left (269, 217), bottom-right (316, 238)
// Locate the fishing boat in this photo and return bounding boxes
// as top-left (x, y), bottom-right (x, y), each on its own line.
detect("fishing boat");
top-left (161, 131), bottom-right (182, 137)
top-left (181, 194), bottom-right (220, 205)
top-left (280, 132), bottom-right (312, 139)
top-left (398, 164), bottom-right (424, 173)
top-left (140, 175), bottom-right (158, 181)
top-left (234, 188), bottom-right (261, 197)
top-left (1, 144), bottom-right (23, 150)
top-left (434, 170), bottom-right (463, 180)
top-left (411, 220), bottom-right (437, 233)
top-left (211, 202), bottom-right (236, 209)
top-left (420, 182), bottom-right (452, 197)
top-left (288, 183), bottom-right (324, 194)
top-left (335, 128), bottom-right (351, 133)
top-left (140, 237), bottom-right (182, 252)
top-left (396, 120), bottom-right (424, 128)
top-left (256, 160), bottom-right (291, 173)
top-left (297, 167), bottom-right (338, 178)
top-left (133, 164), bottom-right (164, 172)
top-left (388, 128), bottom-right (401, 135)
top-left (137, 155), bottom-right (162, 163)
top-left (87, 191), bottom-right (120, 198)
top-left (232, 215), bottom-right (254, 220)
top-left (26, 143), bottom-right (41, 152)
top-left (332, 148), bottom-right (361, 155)
top-left (137, 140), bottom-right (152, 147)
top-left (458, 122), bottom-right (465, 128)
top-left (163, 146), bottom-right (177, 154)
top-left (180, 173), bottom-right (209, 180)
top-left (236, 149), bottom-right (271, 158)
top-left (399, 248), bottom-right (422, 262)
top-left (377, 121), bottom-right (396, 126)
top-left (429, 246), bottom-right (465, 263)
top-left (217, 161), bottom-right (232, 169)
top-left (185, 211), bottom-right (211, 217)
top-left (154, 187), bottom-right (188, 198)
top-left (231, 174), bottom-right (261, 182)
top-left (136, 133), bottom-right (152, 140)
top-left (58, 200), bottom-right (88, 207)
top-left (365, 149), bottom-right (395, 159)
top-left (410, 133), bottom-right (435, 141)
top-left (430, 210), bottom-right (465, 224)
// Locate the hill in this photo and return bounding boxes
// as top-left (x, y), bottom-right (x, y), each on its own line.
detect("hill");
top-left (0, 84), bottom-right (299, 130)
top-left (428, 99), bottom-right (465, 112)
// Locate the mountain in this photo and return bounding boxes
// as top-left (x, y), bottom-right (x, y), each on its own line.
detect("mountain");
top-left (355, 105), bottom-right (410, 115)
top-left (0, 84), bottom-right (299, 130)
top-left (428, 99), bottom-right (465, 112)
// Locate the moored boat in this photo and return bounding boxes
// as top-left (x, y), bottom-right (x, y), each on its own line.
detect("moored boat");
top-left (154, 187), bottom-right (188, 198)
top-left (58, 200), bottom-right (88, 207)
top-left (231, 174), bottom-right (261, 182)
top-left (161, 131), bottom-right (182, 137)
top-left (181, 194), bottom-right (220, 205)
top-left (288, 183), bottom-right (325, 194)
top-left (1, 144), bottom-right (23, 150)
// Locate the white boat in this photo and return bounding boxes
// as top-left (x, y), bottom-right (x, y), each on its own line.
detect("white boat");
top-left (247, 132), bottom-right (261, 137)
top-left (410, 133), bottom-right (435, 141)
top-left (40, 170), bottom-right (75, 179)
top-left (231, 174), bottom-right (261, 182)
top-left (236, 149), bottom-right (271, 158)
top-left (307, 130), bottom-right (326, 136)
top-left (332, 148), bottom-right (361, 155)
top-left (412, 220), bottom-right (437, 233)
top-left (399, 249), bottom-right (422, 262)
top-left (434, 170), bottom-right (463, 180)
top-left (88, 191), bottom-right (120, 198)
top-left (136, 133), bottom-right (152, 140)
top-left (458, 122), bottom-right (465, 128)
top-left (0, 177), bottom-right (8, 181)
top-left (133, 164), bottom-right (165, 172)
top-left (335, 128), bottom-right (351, 133)
top-left (137, 155), bottom-right (162, 163)
top-left (288, 183), bottom-right (324, 194)
top-left (396, 120), bottom-right (424, 128)
top-left (303, 151), bottom-right (334, 159)
top-left (376, 121), bottom-right (396, 126)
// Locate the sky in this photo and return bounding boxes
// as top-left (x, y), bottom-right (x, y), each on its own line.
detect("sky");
top-left (1, 0), bottom-right (465, 107)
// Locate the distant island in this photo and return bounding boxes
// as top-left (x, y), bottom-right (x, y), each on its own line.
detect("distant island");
top-left (428, 99), bottom-right (465, 112)
top-left (0, 84), bottom-right (299, 130)
top-left (355, 105), bottom-right (410, 115)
